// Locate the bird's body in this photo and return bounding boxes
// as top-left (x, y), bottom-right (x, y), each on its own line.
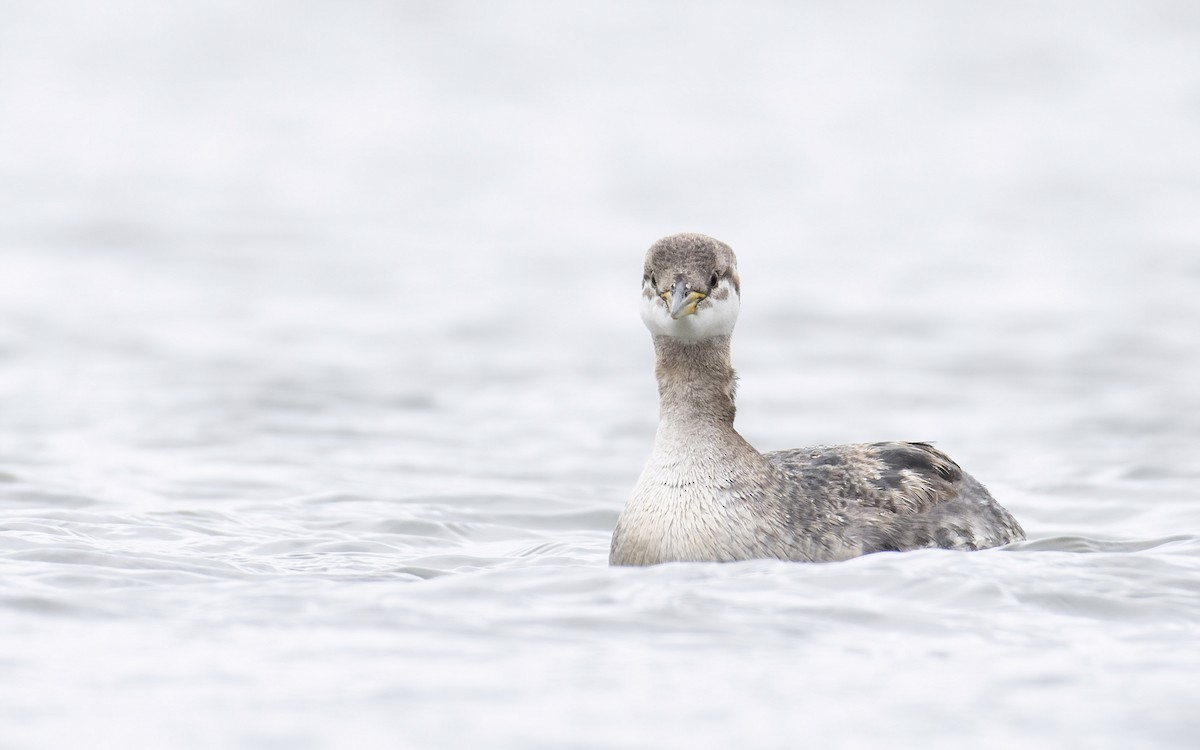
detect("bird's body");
top-left (609, 233), bottom-right (1024, 566)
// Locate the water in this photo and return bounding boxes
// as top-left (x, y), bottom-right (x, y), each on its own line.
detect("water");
top-left (2, 1), bottom-right (1200, 747)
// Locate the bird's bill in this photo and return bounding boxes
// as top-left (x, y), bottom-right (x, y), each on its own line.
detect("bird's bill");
top-left (664, 279), bottom-right (707, 319)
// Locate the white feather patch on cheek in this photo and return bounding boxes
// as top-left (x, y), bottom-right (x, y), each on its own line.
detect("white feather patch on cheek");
top-left (640, 281), bottom-right (740, 340)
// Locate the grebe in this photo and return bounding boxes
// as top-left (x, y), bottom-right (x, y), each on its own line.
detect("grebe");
top-left (609, 233), bottom-right (1025, 566)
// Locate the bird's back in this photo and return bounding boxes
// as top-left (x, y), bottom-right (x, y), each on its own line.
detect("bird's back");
top-left (766, 441), bottom-right (1025, 557)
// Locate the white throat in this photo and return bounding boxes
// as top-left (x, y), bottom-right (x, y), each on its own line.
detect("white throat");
top-left (639, 280), bottom-right (740, 341)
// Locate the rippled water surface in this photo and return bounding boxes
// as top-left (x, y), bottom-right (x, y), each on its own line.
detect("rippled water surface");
top-left (3, 2), bottom-right (1200, 748)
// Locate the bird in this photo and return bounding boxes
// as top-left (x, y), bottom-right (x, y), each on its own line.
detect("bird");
top-left (609, 233), bottom-right (1025, 566)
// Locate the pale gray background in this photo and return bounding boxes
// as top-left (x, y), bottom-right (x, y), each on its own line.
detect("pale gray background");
top-left (2, 1), bottom-right (1199, 748)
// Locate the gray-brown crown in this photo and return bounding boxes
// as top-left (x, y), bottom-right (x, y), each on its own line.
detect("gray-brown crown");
top-left (643, 233), bottom-right (741, 296)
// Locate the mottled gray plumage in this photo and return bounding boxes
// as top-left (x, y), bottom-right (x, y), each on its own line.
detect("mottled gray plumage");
top-left (610, 233), bottom-right (1025, 566)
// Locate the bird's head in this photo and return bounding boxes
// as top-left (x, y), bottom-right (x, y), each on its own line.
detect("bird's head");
top-left (640, 233), bottom-right (741, 341)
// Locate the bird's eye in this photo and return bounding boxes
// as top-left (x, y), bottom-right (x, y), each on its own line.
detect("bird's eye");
top-left (709, 271), bottom-right (719, 287)
top-left (650, 273), bottom-right (657, 287)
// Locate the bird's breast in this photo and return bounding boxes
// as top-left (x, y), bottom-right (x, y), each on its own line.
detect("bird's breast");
top-left (609, 457), bottom-right (774, 565)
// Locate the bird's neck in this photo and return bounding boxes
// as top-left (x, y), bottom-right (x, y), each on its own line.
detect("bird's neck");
top-left (652, 335), bottom-right (739, 438)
